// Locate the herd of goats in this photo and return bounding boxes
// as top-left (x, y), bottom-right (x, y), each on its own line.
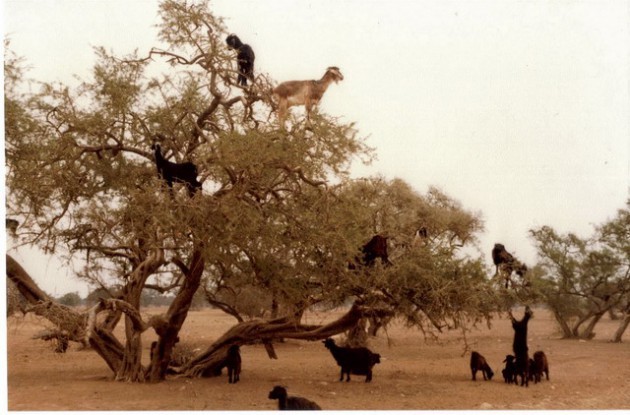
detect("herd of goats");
top-left (147, 32), bottom-right (345, 199)
top-left (8, 32), bottom-right (549, 410)
top-left (226, 307), bottom-right (549, 410)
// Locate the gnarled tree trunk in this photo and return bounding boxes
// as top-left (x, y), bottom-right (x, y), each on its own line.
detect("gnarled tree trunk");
top-left (6, 254), bottom-right (88, 345)
top-left (147, 249), bottom-right (205, 382)
top-left (612, 313), bottom-right (630, 343)
top-left (178, 303), bottom-right (393, 378)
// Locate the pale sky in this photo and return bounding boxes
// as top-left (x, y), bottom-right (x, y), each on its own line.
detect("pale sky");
top-left (3, 0), bottom-right (629, 297)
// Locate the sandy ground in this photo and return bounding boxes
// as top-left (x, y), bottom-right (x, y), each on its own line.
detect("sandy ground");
top-left (6, 306), bottom-right (630, 411)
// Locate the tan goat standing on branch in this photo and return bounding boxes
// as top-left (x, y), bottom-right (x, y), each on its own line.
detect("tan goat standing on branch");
top-left (272, 66), bottom-right (344, 125)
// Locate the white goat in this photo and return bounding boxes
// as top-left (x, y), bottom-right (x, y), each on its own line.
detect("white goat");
top-left (272, 66), bottom-right (344, 124)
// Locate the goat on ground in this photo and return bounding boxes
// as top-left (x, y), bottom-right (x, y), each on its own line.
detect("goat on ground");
top-left (226, 34), bottom-right (255, 86)
top-left (226, 344), bottom-right (241, 384)
top-left (470, 351), bottom-right (494, 381)
top-left (323, 337), bottom-right (381, 382)
top-left (272, 66), bottom-right (343, 124)
top-left (510, 306), bottom-right (533, 387)
top-left (502, 354), bottom-right (516, 384)
top-left (527, 358), bottom-right (536, 382)
top-left (268, 385), bottom-right (321, 410)
top-left (532, 350), bottom-right (549, 383)
top-left (152, 143), bottom-right (201, 197)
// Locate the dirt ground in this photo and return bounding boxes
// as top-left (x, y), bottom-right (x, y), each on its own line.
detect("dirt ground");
top-left (6, 306), bottom-right (630, 411)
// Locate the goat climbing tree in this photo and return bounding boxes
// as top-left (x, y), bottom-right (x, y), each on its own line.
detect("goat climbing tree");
top-left (6, 0), bottom-right (501, 383)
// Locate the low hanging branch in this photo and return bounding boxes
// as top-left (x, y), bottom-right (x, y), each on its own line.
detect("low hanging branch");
top-left (178, 302), bottom-right (393, 378)
top-left (6, 254), bottom-right (88, 345)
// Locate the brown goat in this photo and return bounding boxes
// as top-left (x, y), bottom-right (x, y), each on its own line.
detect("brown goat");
top-left (272, 67), bottom-right (344, 124)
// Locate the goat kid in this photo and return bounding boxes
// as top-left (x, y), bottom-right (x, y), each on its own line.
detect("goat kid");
top-left (273, 66), bottom-right (343, 124)
top-left (502, 354), bottom-right (516, 384)
top-left (470, 351), bottom-right (494, 381)
top-left (152, 143), bottom-right (201, 197)
top-left (532, 350), bottom-right (549, 383)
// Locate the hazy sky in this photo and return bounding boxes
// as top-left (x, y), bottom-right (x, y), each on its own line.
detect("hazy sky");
top-left (3, 0), bottom-right (629, 296)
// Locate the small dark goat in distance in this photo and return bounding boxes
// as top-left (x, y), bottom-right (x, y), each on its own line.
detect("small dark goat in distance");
top-left (470, 351), bottom-right (494, 381)
top-left (532, 350), bottom-right (549, 383)
top-left (268, 385), bottom-right (321, 410)
top-left (151, 143), bottom-right (201, 197)
top-left (502, 354), bottom-right (516, 384)
top-left (226, 344), bottom-right (241, 384)
top-left (323, 338), bottom-right (381, 382)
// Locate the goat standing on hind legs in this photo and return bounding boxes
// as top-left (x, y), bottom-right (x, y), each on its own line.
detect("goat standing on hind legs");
top-left (272, 66), bottom-right (344, 126)
top-left (151, 143), bottom-right (202, 197)
top-left (509, 306), bottom-right (533, 387)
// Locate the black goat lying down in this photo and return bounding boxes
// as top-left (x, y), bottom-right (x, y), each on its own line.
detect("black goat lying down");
top-left (470, 351), bottom-right (494, 381)
top-left (323, 338), bottom-right (381, 382)
top-left (152, 143), bottom-right (201, 197)
top-left (268, 385), bottom-right (321, 410)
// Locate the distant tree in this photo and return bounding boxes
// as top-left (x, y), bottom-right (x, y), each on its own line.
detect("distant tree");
top-left (5, 0), bottom-right (501, 383)
top-left (530, 203), bottom-right (630, 340)
top-left (57, 292), bottom-right (82, 307)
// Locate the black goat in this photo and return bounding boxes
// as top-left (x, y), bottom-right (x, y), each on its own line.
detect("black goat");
top-left (527, 358), bottom-right (536, 382)
top-left (6, 218), bottom-right (19, 236)
top-left (492, 243), bottom-right (528, 288)
top-left (323, 338), bottom-right (381, 382)
top-left (349, 234), bottom-right (393, 269)
top-left (362, 234), bottom-right (392, 267)
top-left (268, 385), bottom-right (321, 410)
top-left (226, 344), bottom-right (241, 384)
top-left (510, 306), bottom-right (533, 387)
top-left (226, 34), bottom-right (255, 86)
top-left (470, 351), bottom-right (494, 381)
top-left (152, 143), bottom-right (201, 197)
top-left (532, 350), bottom-right (549, 383)
top-left (502, 354), bottom-right (516, 384)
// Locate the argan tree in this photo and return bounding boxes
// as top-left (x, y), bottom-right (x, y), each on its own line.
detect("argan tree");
top-left (529, 203), bottom-right (630, 340)
top-left (6, 0), bottom-right (501, 383)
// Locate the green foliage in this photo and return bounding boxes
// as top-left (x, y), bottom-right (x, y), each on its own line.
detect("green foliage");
top-left (529, 202), bottom-right (630, 339)
top-left (57, 292), bottom-right (82, 307)
top-left (5, 0), bottom-right (500, 339)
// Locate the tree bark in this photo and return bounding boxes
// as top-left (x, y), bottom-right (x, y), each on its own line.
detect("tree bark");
top-left (114, 248), bottom-right (164, 382)
top-left (612, 314), bottom-right (630, 343)
top-left (580, 311), bottom-right (605, 340)
top-left (6, 254), bottom-right (88, 345)
top-left (550, 308), bottom-right (575, 338)
top-left (147, 249), bottom-right (205, 382)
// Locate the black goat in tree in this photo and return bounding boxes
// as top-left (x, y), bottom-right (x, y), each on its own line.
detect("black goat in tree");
top-left (151, 143), bottom-right (202, 197)
top-left (492, 243), bottom-right (528, 288)
top-left (226, 33), bottom-right (255, 86)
